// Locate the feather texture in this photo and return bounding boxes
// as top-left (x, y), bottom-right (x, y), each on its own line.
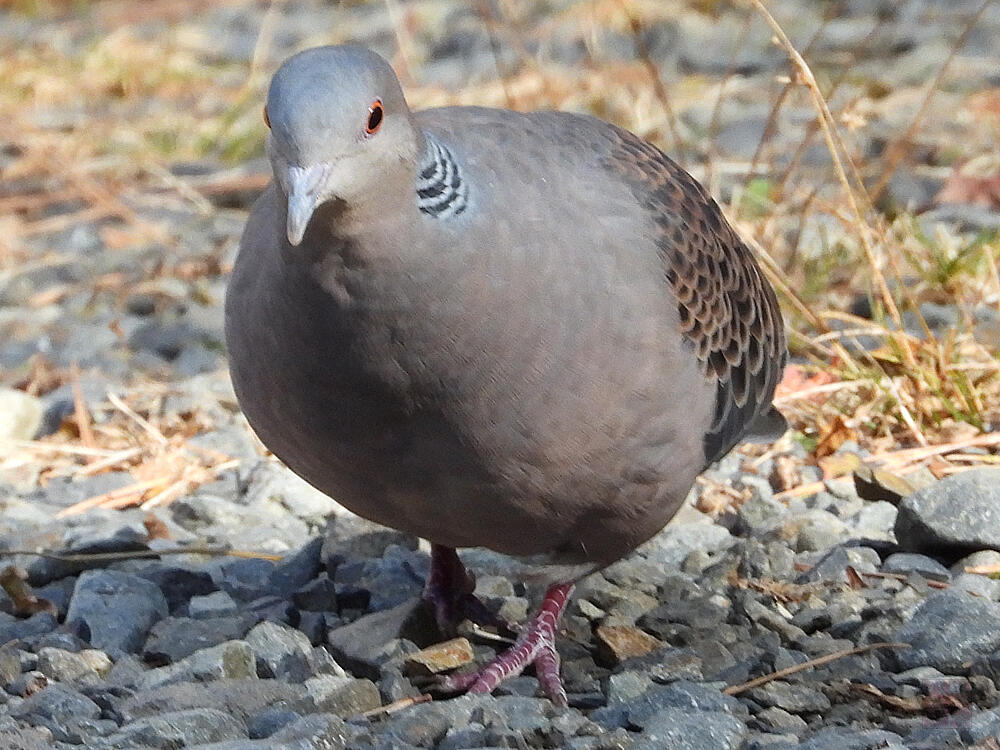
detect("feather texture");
top-left (603, 126), bottom-right (787, 466)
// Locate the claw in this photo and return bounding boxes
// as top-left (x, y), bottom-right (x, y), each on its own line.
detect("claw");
top-left (431, 582), bottom-right (574, 707)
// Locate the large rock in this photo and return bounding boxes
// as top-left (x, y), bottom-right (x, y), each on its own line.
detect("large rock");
top-left (138, 640), bottom-right (257, 690)
top-left (632, 707), bottom-right (747, 750)
top-left (896, 590), bottom-right (1000, 672)
top-left (119, 679), bottom-right (307, 725)
top-left (97, 708), bottom-right (245, 749)
top-left (895, 469), bottom-right (1000, 554)
top-left (65, 570), bottom-right (168, 654)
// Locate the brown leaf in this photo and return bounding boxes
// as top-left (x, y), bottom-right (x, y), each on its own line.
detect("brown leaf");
top-left (143, 513), bottom-right (171, 541)
top-left (815, 415), bottom-right (856, 460)
top-left (0, 566), bottom-right (57, 617)
top-left (845, 565), bottom-right (866, 590)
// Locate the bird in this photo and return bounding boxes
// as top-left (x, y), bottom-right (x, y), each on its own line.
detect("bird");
top-left (224, 44), bottom-right (787, 706)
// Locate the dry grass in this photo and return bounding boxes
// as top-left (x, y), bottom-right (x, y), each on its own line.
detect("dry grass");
top-left (1, 0), bottom-right (998, 510)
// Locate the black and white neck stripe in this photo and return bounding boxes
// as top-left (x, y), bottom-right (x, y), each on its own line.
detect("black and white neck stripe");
top-left (416, 134), bottom-right (469, 219)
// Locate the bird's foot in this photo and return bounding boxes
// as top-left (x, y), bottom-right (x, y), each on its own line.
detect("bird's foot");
top-left (434, 582), bottom-right (574, 707)
top-left (423, 544), bottom-right (515, 637)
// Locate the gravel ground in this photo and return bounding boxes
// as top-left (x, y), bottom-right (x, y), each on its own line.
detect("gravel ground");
top-left (2, 1), bottom-right (1000, 748)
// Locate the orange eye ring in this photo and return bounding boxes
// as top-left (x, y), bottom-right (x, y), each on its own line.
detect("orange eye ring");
top-left (365, 99), bottom-right (384, 134)
top-left (263, 105), bottom-right (271, 129)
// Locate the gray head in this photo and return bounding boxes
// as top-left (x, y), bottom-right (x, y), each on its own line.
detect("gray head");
top-left (264, 46), bottom-right (419, 245)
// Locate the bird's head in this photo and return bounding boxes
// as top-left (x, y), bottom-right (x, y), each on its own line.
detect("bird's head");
top-left (263, 45), bottom-right (419, 246)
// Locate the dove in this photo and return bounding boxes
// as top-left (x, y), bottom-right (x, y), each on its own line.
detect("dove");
top-left (225, 44), bottom-right (786, 705)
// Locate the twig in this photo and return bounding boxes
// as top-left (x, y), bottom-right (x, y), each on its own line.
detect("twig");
top-left (861, 571), bottom-right (950, 590)
top-left (73, 448), bottom-right (143, 477)
top-left (0, 547), bottom-right (283, 562)
top-left (106, 391), bottom-right (168, 447)
top-left (360, 693), bottom-right (432, 719)
top-left (619, 0), bottom-right (684, 160)
top-left (723, 642), bottom-right (909, 695)
top-left (54, 479), bottom-right (163, 518)
top-left (747, 0), bottom-right (906, 344)
top-left (966, 562), bottom-right (1000, 576)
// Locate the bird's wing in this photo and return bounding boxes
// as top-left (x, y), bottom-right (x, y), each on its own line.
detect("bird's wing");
top-left (601, 125), bottom-right (787, 466)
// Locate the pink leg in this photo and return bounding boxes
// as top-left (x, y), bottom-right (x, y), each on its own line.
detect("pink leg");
top-left (437, 582), bottom-right (574, 707)
top-left (422, 545), bottom-right (511, 636)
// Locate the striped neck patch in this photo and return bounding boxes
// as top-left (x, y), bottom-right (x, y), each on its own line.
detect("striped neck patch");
top-left (416, 134), bottom-right (469, 218)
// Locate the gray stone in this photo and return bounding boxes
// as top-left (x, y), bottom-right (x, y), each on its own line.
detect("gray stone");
top-left (794, 727), bottom-right (905, 749)
top-left (950, 572), bottom-right (1000, 600)
top-left (606, 670), bottom-right (654, 703)
top-left (633, 707), bottom-right (747, 750)
top-left (379, 694), bottom-right (480, 746)
top-left (755, 706), bottom-right (808, 733)
top-left (322, 512), bottom-right (419, 564)
top-left (626, 681), bottom-right (743, 728)
top-left (0, 644), bottom-right (22, 687)
top-left (292, 577), bottom-right (338, 612)
top-left (0, 612), bottom-right (58, 646)
top-left (189, 590), bottom-right (239, 618)
top-left (736, 494), bottom-right (787, 535)
top-left (853, 501), bottom-right (898, 539)
top-left (211, 557), bottom-right (277, 603)
top-left (119, 679), bottom-right (307, 725)
top-left (792, 510), bottom-right (850, 552)
top-left (616, 647), bottom-right (703, 684)
top-left (736, 594), bottom-right (807, 643)
top-left (896, 590), bottom-right (1000, 672)
top-left (65, 570), bottom-right (168, 654)
top-left (326, 597), bottom-right (433, 680)
top-left (9, 682), bottom-right (100, 722)
top-left (143, 615), bottom-right (256, 665)
top-left (138, 640), bottom-right (257, 690)
top-left (266, 536), bottom-right (324, 598)
top-left (0, 725), bottom-right (59, 750)
top-left (959, 706), bottom-right (1000, 744)
top-left (882, 553), bottom-right (951, 581)
top-left (270, 713), bottom-right (350, 747)
top-left (5, 670), bottom-right (47, 698)
top-left (98, 708), bottom-right (245, 749)
top-left (303, 675), bottom-right (380, 717)
top-left (798, 545), bottom-right (881, 584)
top-left (242, 461), bottom-right (344, 527)
top-left (247, 708), bottom-right (300, 739)
top-left (333, 545), bottom-right (428, 612)
top-left (35, 647), bottom-right (103, 684)
top-left (639, 519), bottom-right (737, 568)
top-left (136, 565), bottom-right (218, 611)
top-left (895, 469), bottom-right (1000, 553)
top-left (746, 681), bottom-right (831, 713)
top-left (246, 621), bottom-right (317, 681)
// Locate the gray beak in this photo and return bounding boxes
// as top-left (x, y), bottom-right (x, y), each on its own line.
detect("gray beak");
top-left (285, 164), bottom-right (328, 246)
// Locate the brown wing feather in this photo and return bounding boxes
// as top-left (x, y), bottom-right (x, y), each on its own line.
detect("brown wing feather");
top-left (602, 125), bottom-right (787, 466)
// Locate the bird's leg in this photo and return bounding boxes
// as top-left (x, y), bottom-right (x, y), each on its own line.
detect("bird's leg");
top-left (422, 544), bottom-right (510, 636)
top-left (436, 582), bottom-right (574, 707)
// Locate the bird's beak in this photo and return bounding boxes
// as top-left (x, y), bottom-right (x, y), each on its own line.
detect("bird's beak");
top-left (285, 164), bottom-right (329, 246)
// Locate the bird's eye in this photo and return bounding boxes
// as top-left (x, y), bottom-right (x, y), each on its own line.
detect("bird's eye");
top-left (365, 99), bottom-right (384, 134)
top-left (263, 105), bottom-right (271, 129)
